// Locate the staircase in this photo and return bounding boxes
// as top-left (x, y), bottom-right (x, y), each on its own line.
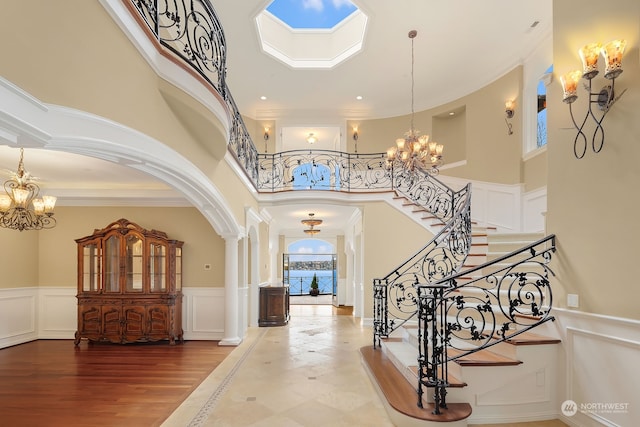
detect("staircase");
top-left (362, 324), bottom-right (560, 425)
top-left (370, 172), bottom-right (558, 425)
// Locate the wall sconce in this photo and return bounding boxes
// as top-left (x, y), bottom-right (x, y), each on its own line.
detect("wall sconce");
top-left (263, 127), bottom-right (270, 153)
top-left (561, 39), bottom-right (627, 159)
top-left (352, 126), bottom-right (359, 153)
top-left (504, 100), bottom-right (515, 135)
top-left (307, 133), bottom-right (317, 144)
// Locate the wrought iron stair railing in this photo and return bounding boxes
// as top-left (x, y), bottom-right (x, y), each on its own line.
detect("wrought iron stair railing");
top-left (372, 173), bottom-right (472, 348)
top-left (416, 234), bottom-right (556, 414)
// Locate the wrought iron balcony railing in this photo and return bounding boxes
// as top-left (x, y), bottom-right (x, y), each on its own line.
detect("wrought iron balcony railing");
top-left (130, 0), bottom-right (260, 182)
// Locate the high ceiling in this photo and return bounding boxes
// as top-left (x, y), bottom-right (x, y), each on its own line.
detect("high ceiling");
top-left (0, 1), bottom-right (552, 236)
top-left (216, 0), bottom-right (552, 122)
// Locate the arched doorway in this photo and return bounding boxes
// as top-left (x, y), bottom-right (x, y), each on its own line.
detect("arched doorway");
top-left (284, 238), bottom-right (336, 305)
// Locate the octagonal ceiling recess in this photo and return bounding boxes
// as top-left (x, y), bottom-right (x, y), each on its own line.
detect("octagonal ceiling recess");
top-left (255, 0), bottom-right (367, 69)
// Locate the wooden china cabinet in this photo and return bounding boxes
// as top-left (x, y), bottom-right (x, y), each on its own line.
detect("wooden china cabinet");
top-left (74, 218), bottom-right (184, 345)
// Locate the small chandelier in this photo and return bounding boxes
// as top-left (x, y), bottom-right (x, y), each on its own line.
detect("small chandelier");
top-left (0, 148), bottom-right (57, 231)
top-left (302, 213), bottom-right (322, 235)
top-left (386, 30), bottom-right (443, 175)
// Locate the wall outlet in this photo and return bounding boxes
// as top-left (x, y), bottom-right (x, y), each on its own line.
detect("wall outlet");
top-left (567, 294), bottom-right (579, 308)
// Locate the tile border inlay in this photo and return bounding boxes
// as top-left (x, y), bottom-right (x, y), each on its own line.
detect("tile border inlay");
top-left (186, 328), bottom-right (268, 426)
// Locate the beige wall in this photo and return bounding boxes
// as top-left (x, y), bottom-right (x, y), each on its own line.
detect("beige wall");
top-left (433, 109), bottom-right (466, 164)
top-left (548, 0), bottom-right (640, 319)
top-left (0, 1), bottom-right (229, 174)
top-left (348, 67), bottom-right (524, 184)
top-left (362, 202), bottom-right (433, 316)
top-left (213, 160), bottom-right (260, 224)
top-left (523, 150), bottom-right (548, 192)
top-left (0, 228), bottom-right (39, 288)
top-left (0, 1), bottom-right (261, 253)
top-left (0, 207), bottom-right (225, 289)
top-left (244, 116), bottom-right (276, 155)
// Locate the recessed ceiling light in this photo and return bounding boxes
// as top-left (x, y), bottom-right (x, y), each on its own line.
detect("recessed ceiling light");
top-left (449, 112), bottom-right (455, 116)
top-left (356, 95), bottom-right (363, 100)
top-left (260, 96), bottom-right (267, 100)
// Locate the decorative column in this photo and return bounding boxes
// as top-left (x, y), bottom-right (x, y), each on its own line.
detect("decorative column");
top-left (220, 234), bottom-right (242, 346)
top-left (250, 236), bottom-right (260, 327)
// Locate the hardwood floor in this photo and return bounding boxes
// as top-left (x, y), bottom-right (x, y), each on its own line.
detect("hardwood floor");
top-left (0, 339), bottom-right (233, 427)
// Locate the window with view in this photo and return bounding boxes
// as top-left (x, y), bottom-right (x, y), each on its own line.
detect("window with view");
top-left (537, 65), bottom-right (553, 148)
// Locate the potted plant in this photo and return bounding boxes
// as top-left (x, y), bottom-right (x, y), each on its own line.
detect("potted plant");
top-left (309, 273), bottom-right (320, 296)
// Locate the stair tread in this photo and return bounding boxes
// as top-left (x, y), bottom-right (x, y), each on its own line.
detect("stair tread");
top-left (407, 365), bottom-right (467, 388)
top-left (360, 346), bottom-right (472, 422)
top-left (496, 331), bottom-right (561, 345)
top-left (448, 348), bottom-right (522, 366)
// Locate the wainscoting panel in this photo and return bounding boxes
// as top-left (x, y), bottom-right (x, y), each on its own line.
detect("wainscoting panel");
top-left (0, 288), bottom-right (38, 348)
top-left (439, 176), bottom-right (524, 232)
top-left (38, 287), bottom-right (77, 339)
top-left (554, 309), bottom-right (640, 427)
top-left (487, 188), bottom-right (520, 231)
top-left (182, 287), bottom-right (225, 341)
top-left (522, 187), bottom-right (547, 232)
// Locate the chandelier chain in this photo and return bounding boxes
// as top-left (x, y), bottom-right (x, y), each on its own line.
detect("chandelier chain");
top-left (386, 30), bottom-right (444, 175)
top-left (410, 32), bottom-right (415, 134)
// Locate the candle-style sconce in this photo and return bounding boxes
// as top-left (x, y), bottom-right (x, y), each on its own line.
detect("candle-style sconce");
top-left (352, 126), bottom-right (359, 153)
top-left (560, 39), bottom-right (627, 159)
top-left (263, 126), bottom-right (270, 153)
top-left (504, 100), bottom-right (515, 135)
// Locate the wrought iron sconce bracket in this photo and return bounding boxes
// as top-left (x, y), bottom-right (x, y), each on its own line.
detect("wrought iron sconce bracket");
top-left (567, 77), bottom-right (626, 159)
top-left (561, 39), bottom-right (627, 159)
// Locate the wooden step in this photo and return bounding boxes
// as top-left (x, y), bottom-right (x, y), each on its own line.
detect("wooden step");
top-left (448, 348), bottom-right (522, 367)
top-left (495, 330), bottom-right (561, 346)
top-left (360, 346), bottom-right (472, 422)
top-left (407, 365), bottom-right (467, 388)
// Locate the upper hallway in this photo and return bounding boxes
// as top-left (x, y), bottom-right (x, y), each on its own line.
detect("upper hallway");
top-left (0, 0), bottom-right (556, 238)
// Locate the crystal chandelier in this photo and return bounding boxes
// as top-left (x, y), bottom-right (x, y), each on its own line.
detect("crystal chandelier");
top-left (302, 213), bottom-right (322, 235)
top-left (386, 30), bottom-right (443, 175)
top-left (0, 148), bottom-right (57, 231)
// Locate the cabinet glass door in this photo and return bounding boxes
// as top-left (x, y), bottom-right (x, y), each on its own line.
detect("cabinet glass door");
top-left (104, 235), bottom-right (120, 292)
top-left (175, 247), bottom-right (182, 291)
top-left (126, 235), bottom-right (144, 292)
top-left (149, 242), bottom-right (166, 292)
top-left (82, 242), bottom-right (100, 292)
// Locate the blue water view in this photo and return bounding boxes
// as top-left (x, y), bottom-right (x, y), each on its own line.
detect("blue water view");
top-left (287, 269), bottom-right (335, 295)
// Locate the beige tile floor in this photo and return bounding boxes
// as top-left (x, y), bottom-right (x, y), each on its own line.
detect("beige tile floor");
top-left (163, 305), bottom-right (566, 427)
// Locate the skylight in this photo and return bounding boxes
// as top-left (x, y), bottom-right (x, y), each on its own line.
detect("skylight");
top-left (266, 0), bottom-right (357, 29)
top-left (256, 0), bottom-right (367, 69)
